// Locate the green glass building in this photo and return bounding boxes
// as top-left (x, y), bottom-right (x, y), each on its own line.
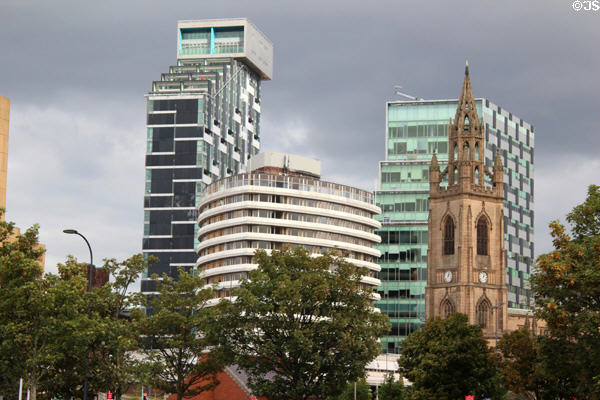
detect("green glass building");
top-left (375, 99), bottom-right (535, 353)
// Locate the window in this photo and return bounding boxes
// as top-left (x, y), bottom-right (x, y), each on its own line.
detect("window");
top-left (477, 217), bottom-right (488, 255)
top-left (441, 299), bottom-right (455, 319)
top-left (443, 217), bottom-right (455, 255)
top-left (477, 299), bottom-right (491, 328)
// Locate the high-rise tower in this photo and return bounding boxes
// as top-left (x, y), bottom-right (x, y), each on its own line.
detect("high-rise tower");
top-left (425, 63), bottom-right (508, 337)
top-left (141, 19), bottom-right (273, 293)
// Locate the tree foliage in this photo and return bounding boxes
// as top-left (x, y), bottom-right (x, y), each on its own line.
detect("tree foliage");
top-left (398, 313), bottom-right (505, 400)
top-left (87, 254), bottom-right (155, 400)
top-left (0, 213), bottom-right (152, 400)
top-left (378, 373), bottom-right (404, 400)
top-left (494, 328), bottom-right (556, 400)
top-left (530, 184), bottom-right (600, 398)
top-left (331, 379), bottom-right (372, 400)
top-left (221, 246), bottom-right (390, 400)
top-left (140, 268), bottom-right (226, 400)
top-left (0, 220), bottom-right (93, 400)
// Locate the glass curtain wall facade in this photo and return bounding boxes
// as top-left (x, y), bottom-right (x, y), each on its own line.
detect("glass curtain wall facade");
top-left (141, 19), bottom-right (273, 294)
top-left (375, 99), bottom-right (535, 353)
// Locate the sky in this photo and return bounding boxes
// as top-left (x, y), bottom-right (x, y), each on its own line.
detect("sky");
top-left (0, 0), bottom-right (598, 277)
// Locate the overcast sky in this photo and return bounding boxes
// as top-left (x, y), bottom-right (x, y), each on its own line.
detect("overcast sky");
top-left (0, 0), bottom-right (598, 277)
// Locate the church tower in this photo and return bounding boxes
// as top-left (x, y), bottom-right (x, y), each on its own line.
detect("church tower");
top-left (425, 62), bottom-right (508, 339)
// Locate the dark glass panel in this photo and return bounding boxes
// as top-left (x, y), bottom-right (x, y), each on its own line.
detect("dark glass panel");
top-left (176, 126), bottom-right (203, 138)
top-left (148, 113), bottom-right (175, 125)
top-left (146, 155), bottom-right (174, 166)
top-left (173, 224), bottom-right (195, 236)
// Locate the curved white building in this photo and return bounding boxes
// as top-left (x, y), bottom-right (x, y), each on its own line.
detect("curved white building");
top-left (196, 152), bottom-right (382, 301)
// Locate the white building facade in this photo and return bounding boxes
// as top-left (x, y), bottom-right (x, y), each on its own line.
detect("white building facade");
top-left (196, 152), bottom-right (382, 303)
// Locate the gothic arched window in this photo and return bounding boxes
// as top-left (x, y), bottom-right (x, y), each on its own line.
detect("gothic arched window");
top-left (475, 167), bottom-right (480, 185)
top-left (477, 217), bottom-right (488, 255)
top-left (441, 299), bottom-right (455, 319)
top-left (477, 299), bottom-right (491, 328)
top-left (464, 115), bottom-right (470, 131)
top-left (475, 142), bottom-right (480, 161)
top-left (443, 217), bottom-right (455, 255)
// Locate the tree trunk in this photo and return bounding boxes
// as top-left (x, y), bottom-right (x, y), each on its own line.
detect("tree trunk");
top-left (27, 375), bottom-right (37, 400)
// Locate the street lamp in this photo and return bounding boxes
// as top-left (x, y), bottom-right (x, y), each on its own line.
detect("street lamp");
top-left (63, 228), bottom-right (94, 400)
top-left (63, 229), bottom-right (94, 291)
top-left (491, 302), bottom-right (505, 347)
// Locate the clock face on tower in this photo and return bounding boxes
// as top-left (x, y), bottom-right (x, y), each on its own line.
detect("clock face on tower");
top-left (444, 271), bottom-right (453, 283)
top-left (479, 271), bottom-right (488, 283)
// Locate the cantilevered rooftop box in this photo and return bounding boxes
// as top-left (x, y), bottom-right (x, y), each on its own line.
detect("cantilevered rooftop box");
top-left (177, 18), bottom-right (273, 80)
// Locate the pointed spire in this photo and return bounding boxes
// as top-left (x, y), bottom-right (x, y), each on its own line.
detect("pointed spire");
top-left (453, 60), bottom-right (480, 131)
top-left (431, 151), bottom-right (439, 170)
top-left (494, 149), bottom-right (504, 171)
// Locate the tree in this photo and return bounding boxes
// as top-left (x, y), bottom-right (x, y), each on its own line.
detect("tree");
top-left (140, 268), bottom-right (226, 400)
top-left (530, 184), bottom-right (600, 398)
top-left (332, 379), bottom-right (371, 400)
top-left (88, 254), bottom-right (156, 400)
top-left (0, 218), bottom-right (44, 397)
top-left (0, 220), bottom-right (90, 400)
top-left (398, 313), bottom-right (505, 400)
top-left (40, 259), bottom-right (92, 400)
top-left (378, 373), bottom-right (404, 400)
top-left (221, 246), bottom-right (390, 400)
top-left (495, 328), bottom-right (555, 400)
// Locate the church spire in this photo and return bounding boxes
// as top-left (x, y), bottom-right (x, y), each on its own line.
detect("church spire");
top-left (445, 62), bottom-right (486, 190)
top-left (454, 59), bottom-right (480, 130)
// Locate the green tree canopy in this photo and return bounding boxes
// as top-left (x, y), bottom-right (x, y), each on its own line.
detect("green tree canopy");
top-left (0, 211), bottom-right (155, 400)
top-left (531, 184), bottom-right (600, 398)
top-left (140, 267), bottom-right (227, 400)
top-left (331, 379), bottom-right (371, 400)
top-left (378, 373), bottom-right (404, 400)
top-left (398, 313), bottom-right (505, 400)
top-left (87, 254), bottom-right (156, 400)
top-left (494, 328), bottom-right (557, 400)
top-left (221, 246), bottom-right (390, 400)
top-left (0, 220), bottom-right (91, 400)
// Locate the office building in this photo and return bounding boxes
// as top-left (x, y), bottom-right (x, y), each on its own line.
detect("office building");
top-left (141, 19), bottom-right (273, 293)
top-left (375, 66), bottom-right (535, 352)
top-left (196, 152), bottom-right (382, 304)
top-left (0, 96), bottom-right (9, 214)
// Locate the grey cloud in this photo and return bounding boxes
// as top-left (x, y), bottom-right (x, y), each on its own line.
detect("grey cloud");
top-left (0, 0), bottom-right (598, 272)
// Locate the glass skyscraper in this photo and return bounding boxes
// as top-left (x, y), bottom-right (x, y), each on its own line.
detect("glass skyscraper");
top-left (375, 98), bottom-right (535, 353)
top-left (141, 19), bottom-right (273, 294)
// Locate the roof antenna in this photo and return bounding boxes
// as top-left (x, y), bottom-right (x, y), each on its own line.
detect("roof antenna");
top-left (394, 85), bottom-right (424, 101)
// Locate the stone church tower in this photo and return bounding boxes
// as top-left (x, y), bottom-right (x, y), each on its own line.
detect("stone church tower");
top-left (425, 62), bottom-right (508, 339)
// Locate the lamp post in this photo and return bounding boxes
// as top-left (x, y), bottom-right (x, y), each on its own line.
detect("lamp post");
top-left (491, 302), bottom-right (505, 347)
top-left (63, 229), bottom-right (94, 400)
